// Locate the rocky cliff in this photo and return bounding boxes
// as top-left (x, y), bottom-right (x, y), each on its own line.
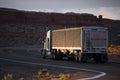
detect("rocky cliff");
top-left (0, 8), bottom-right (119, 46)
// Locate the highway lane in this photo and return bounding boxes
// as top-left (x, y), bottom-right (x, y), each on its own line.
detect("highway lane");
top-left (0, 57), bottom-right (107, 80)
top-left (0, 49), bottom-right (120, 80)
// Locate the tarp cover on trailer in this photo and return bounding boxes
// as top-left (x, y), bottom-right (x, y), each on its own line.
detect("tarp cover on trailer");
top-left (52, 28), bottom-right (82, 49)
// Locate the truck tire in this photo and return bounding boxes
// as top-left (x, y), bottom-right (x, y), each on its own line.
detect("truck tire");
top-left (100, 54), bottom-right (108, 63)
top-left (51, 53), bottom-right (62, 60)
top-left (51, 49), bottom-right (57, 60)
top-left (75, 55), bottom-right (81, 62)
top-left (81, 54), bottom-right (88, 63)
top-left (68, 56), bottom-right (74, 61)
top-left (51, 53), bottom-right (56, 60)
top-left (93, 54), bottom-right (101, 63)
top-left (93, 54), bottom-right (108, 63)
top-left (75, 55), bottom-right (78, 62)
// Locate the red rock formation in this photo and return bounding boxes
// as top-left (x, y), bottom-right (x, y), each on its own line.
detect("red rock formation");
top-left (0, 8), bottom-right (119, 46)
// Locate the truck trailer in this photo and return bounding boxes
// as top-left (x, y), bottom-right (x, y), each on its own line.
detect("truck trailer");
top-left (42, 26), bottom-right (108, 63)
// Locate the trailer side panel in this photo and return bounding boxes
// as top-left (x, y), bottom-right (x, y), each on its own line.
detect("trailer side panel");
top-left (52, 28), bottom-right (82, 49)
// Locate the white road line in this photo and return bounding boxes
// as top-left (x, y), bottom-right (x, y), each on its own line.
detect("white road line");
top-left (0, 57), bottom-right (106, 80)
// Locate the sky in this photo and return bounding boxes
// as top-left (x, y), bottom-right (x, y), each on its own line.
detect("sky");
top-left (0, 0), bottom-right (120, 20)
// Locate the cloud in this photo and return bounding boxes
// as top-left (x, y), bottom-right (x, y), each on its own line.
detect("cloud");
top-left (60, 8), bottom-right (80, 13)
top-left (98, 7), bottom-right (120, 20)
top-left (33, 7), bottom-right (120, 20)
top-left (77, 7), bottom-right (120, 20)
top-left (69, 7), bottom-right (120, 20)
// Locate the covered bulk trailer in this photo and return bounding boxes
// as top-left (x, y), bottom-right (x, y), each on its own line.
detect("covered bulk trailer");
top-left (42, 26), bottom-right (108, 63)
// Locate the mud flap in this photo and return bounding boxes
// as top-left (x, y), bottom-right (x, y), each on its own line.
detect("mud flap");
top-left (100, 54), bottom-right (108, 63)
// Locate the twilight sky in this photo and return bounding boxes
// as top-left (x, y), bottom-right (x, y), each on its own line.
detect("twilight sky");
top-left (0, 0), bottom-right (120, 20)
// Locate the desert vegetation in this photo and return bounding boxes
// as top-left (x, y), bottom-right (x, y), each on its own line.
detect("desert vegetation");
top-left (2, 69), bottom-right (70, 80)
top-left (108, 45), bottom-right (120, 55)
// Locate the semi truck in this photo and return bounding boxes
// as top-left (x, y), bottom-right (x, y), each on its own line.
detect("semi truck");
top-left (41, 26), bottom-right (108, 63)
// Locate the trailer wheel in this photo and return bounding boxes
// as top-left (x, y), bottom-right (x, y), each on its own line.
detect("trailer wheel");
top-left (75, 55), bottom-right (78, 62)
top-left (81, 54), bottom-right (88, 63)
top-left (93, 54), bottom-right (101, 63)
top-left (93, 54), bottom-right (108, 63)
top-left (100, 54), bottom-right (108, 63)
top-left (68, 56), bottom-right (74, 61)
top-left (75, 55), bottom-right (81, 62)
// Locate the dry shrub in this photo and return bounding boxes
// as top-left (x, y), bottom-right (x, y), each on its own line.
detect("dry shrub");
top-left (32, 69), bottom-right (70, 80)
top-left (108, 45), bottom-right (120, 55)
top-left (3, 74), bottom-right (25, 80)
top-left (2, 69), bottom-right (70, 80)
top-left (3, 74), bottom-right (13, 80)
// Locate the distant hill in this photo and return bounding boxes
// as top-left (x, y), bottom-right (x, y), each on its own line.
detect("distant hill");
top-left (0, 8), bottom-right (119, 46)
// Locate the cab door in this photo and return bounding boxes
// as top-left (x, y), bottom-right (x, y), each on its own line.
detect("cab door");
top-left (45, 30), bottom-right (52, 51)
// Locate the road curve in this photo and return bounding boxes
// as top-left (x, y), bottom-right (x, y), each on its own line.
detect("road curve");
top-left (0, 57), bottom-right (106, 80)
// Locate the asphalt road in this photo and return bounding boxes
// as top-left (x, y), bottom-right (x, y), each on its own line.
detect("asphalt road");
top-left (0, 49), bottom-right (120, 80)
